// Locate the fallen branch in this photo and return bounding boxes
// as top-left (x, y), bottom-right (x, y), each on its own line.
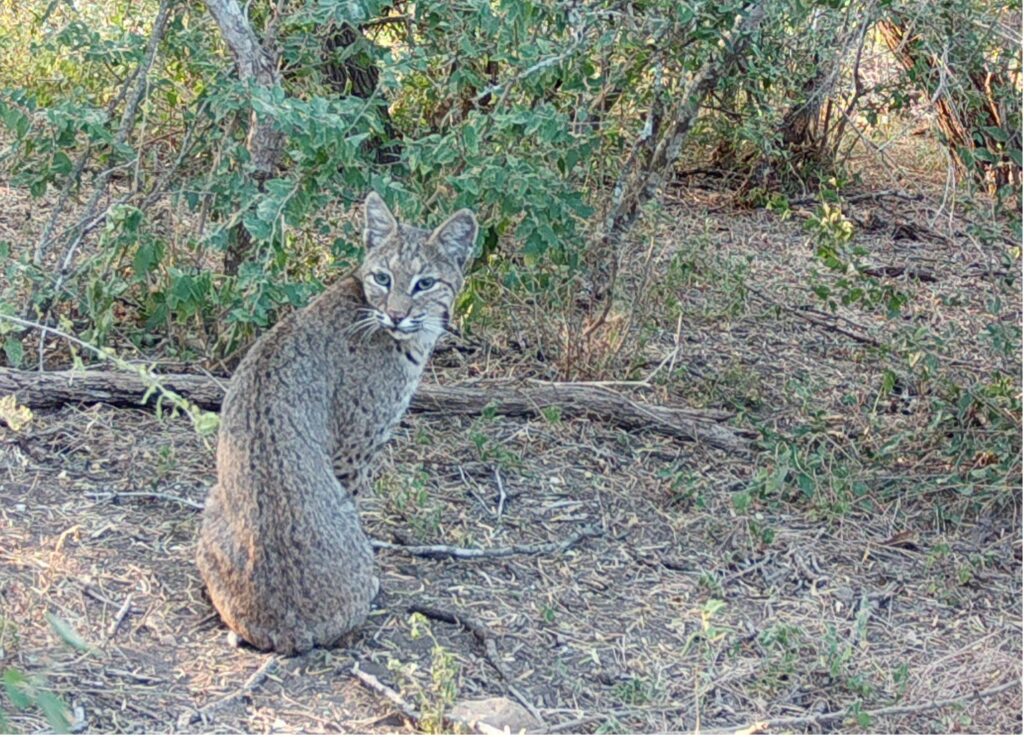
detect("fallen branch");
top-left (725, 680), bottom-right (1020, 734)
top-left (105, 594), bottom-right (134, 639)
top-left (0, 368), bottom-right (754, 452)
top-left (861, 263), bottom-right (938, 282)
top-left (371, 525), bottom-right (602, 561)
top-left (746, 286), bottom-right (882, 348)
top-left (785, 189), bottom-right (924, 207)
top-left (351, 663), bottom-right (420, 723)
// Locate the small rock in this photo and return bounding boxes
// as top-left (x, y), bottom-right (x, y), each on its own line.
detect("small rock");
top-left (69, 704), bottom-right (87, 733)
top-left (450, 696), bottom-right (542, 734)
top-left (227, 631), bottom-right (241, 648)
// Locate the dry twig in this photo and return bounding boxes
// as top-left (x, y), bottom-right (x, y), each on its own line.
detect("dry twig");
top-left (371, 525), bottom-right (602, 560)
top-left (725, 680), bottom-right (1020, 733)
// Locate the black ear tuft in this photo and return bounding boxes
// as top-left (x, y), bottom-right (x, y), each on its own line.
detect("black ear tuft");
top-left (364, 191), bottom-right (398, 251)
top-left (432, 209), bottom-right (478, 269)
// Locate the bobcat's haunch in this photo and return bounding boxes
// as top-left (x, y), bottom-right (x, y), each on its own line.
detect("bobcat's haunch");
top-left (196, 193), bottom-right (477, 654)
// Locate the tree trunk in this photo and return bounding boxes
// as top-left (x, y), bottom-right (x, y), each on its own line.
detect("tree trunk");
top-left (204, 0), bottom-right (286, 274)
top-left (878, 16), bottom-right (1021, 195)
top-left (586, 1), bottom-right (766, 312)
top-left (323, 22), bottom-right (401, 164)
top-left (0, 368), bottom-right (755, 453)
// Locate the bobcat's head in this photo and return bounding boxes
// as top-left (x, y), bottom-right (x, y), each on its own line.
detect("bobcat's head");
top-left (358, 192), bottom-right (477, 342)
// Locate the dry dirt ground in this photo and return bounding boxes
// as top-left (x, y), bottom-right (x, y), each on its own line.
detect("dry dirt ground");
top-left (1, 180), bottom-right (1021, 734)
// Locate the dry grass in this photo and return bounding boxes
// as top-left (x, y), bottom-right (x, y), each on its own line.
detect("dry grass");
top-left (1, 171), bottom-right (1020, 733)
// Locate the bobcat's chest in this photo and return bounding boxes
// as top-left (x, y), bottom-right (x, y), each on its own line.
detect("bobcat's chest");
top-left (330, 339), bottom-right (427, 463)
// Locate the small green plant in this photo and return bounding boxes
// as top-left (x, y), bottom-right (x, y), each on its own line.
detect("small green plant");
top-left (754, 622), bottom-right (807, 696)
top-left (612, 676), bottom-right (660, 706)
top-left (540, 604), bottom-right (557, 624)
top-left (1, 668), bottom-right (71, 734)
top-left (466, 408), bottom-right (523, 471)
top-left (540, 405), bottom-right (562, 424)
top-left (681, 598), bottom-right (730, 658)
top-left (697, 570), bottom-right (722, 595)
top-left (397, 613), bottom-right (459, 735)
top-left (375, 466), bottom-right (441, 540)
top-left (805, 193), bottom-right (909, 318)
top-left (821, 623), bottom-right (876, 700)
top-left (657, 464), bottom-right (707, 509)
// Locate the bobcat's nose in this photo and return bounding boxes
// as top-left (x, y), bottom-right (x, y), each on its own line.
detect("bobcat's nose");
top-left (386, 311), bottom-right (406, 327)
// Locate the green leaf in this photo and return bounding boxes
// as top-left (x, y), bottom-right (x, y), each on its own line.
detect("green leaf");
top-left (4, 336), bottom-right (23, 367)
top-left (45, 612), bottom-right (92, 652)
top-left (51, 151), bottom-right (73, 175)
top-left (193, 411), bottom-right (220, 437)
top-left (132, 239), bottom-right (165, 279)
top-left (981, 126), bottom-right (1009, 143)
top-left (463, 123), bottom-right (479, 155)
top-left (2, 669), bottom-right (33, 709)
top-left (973, 148), bottom-right (997, 163)
top-left (35, 691), bottom-right (71, 733)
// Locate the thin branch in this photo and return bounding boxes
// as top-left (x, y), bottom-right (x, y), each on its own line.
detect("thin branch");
top-left (474, 34), bottom-right (589, 105)
top-left (724, 680), bottom-right (1020, 733)
top-left (370, 525), bottom-right (602, 561)
top-left (745, 285), bottom-right (883, 347)
top-left (30, 0), bottom-right (176, 324)
top-left (83, 490), bottom-right (205, 512)
top-left (350, 662), bottom-right (420, 723)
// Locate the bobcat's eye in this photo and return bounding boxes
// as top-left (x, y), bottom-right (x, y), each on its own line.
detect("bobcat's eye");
top-left (413, 277), bottom-right (436, 293)
top-left (373, 272), bottom-right (391, 288)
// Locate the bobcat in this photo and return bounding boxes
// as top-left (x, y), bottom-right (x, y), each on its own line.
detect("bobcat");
top-left (196, 192), bottom-right (477, 655)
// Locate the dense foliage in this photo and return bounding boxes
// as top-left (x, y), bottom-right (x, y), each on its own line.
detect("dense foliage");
top-left (0, 0), bottom-right (1017, 362)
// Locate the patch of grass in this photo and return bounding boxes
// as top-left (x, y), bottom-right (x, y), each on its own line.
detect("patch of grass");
top-left (657, 464), bottom-right (709, 510)
top-left (690, 361), bottom-right (767, 412)
top-left (466, 409), bottom-right (524, 472)
top-left (375, 465), bottom-right (441, 541)
top-left (654, 223), bottom-right (753, 325)
top-left (612, 675), bottom-right (661, 706)
top-left (753, 622), bottom-right (808, 697)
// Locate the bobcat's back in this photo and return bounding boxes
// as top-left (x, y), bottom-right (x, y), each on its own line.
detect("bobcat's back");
top-left (196, 193), bottom-right (477, 654)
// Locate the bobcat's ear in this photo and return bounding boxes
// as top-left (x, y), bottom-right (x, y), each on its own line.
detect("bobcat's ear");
top-left (432, 209), bottom-right (478, 270)
top-left (364, 191), bottom-right (398, 251)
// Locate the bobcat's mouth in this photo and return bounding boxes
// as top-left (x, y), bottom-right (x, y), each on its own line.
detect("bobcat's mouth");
top-left (378, 313), bottom-right (423, 340)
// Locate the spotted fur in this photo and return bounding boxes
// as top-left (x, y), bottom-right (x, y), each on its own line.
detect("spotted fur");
top-left (196, 193), bottom-right (477, 654)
